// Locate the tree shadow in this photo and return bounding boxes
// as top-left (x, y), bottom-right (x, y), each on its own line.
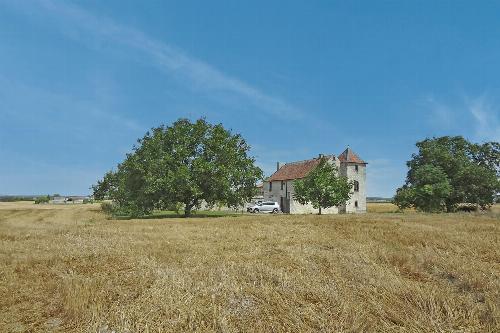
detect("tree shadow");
top-left (112, 210), bottom-right (245, 220)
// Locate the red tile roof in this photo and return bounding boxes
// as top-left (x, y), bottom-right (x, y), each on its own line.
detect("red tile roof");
top-left (267, 158), bottom-right (322, 181)
top-left (338, 147), bottom-right (367, 164)
top-left (267, 149), bottom-right (366, 181)
top-left (267, 149), bottom-right (365, 181)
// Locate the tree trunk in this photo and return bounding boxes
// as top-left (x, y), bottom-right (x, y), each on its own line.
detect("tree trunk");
top-left (318, 206), bottom-right (322, 215)
top-left (184, 203), bottom-right (193, 217)
top-left (184, 199), bottom-right (199, 217)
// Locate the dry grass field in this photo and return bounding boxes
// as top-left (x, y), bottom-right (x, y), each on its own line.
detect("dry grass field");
top-left (366, 202), bottom-right (401, 213)
top-left (1, 202), bottom-right (499, 332)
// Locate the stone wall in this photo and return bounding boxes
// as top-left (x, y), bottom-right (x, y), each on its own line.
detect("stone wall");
top-left (339, 162), bottom-right (366, 213)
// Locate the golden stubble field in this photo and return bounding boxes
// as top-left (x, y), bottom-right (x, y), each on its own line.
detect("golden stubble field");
top-left (0, 202), bottom-right (499, 332)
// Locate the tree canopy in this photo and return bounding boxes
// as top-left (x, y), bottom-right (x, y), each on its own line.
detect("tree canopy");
top-left (93, 118), bottom-right (263, 217)
top-left (293, 157), bottom-right (353, 214)
top-left (394, 136), bottom-right (499, 212)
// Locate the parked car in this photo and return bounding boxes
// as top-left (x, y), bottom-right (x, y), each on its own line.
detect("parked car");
top-left (247, 201), bottom-right (280, 214)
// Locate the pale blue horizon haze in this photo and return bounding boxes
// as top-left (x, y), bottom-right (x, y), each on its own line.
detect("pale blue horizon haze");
top-left (1, 0), bottom-right (499, 197)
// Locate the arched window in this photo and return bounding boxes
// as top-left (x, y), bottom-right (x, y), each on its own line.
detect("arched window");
top-left (353, 180), bottom-right (359, 192)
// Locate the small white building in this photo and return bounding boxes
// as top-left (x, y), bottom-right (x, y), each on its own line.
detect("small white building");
top-left (49, 196), bottom-right (67, 204)
top-left (49, 196), bottom-right (89, 204)
top-left (263, 147), bottom-right (367, 214)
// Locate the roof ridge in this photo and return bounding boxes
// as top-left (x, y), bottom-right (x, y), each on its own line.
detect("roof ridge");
top-left (268, 154), bottom-right (338, 181)
top-left (283, 154), bottom-right (335, 166)
top-left (283, 157), bottom-right (317, 166)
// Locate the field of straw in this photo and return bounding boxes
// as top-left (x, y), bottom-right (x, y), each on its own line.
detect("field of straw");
top-left (0, 202), bottom-right (499, 332)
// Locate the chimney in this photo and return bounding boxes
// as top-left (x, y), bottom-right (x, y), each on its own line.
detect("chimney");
top-left (277, 162), bottom-right (281, 171)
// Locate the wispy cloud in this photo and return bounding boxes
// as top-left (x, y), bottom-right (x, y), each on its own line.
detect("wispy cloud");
top-left (0, 75), bottom-right (142, 134)
top-left (0, 74), bottom-right (143, 194)
top-left (466, 95), bottom-right (500, 142)
top-left (9, 0), bottom-right (303, 120)
top-left (422, 93), bottom-right (500, 143)
top-left (424, 95), bottom-right (456, 129)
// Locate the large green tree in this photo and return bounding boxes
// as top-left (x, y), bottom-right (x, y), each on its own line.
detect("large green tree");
top-left (394, 136), bottom-right (499, 212)
top-left (394, 165), bottom-right (452, 212)
top-left (93, 118), bottom-right (263, 217)
top-left (293, 157), bottom-right (353, 214)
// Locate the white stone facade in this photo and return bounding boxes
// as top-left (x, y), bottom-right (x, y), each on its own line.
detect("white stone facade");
top-left (338, 161), bottom-right (367, 213)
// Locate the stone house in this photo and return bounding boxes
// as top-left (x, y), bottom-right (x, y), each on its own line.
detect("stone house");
top-left (263, 147), bottom-right (367, 214)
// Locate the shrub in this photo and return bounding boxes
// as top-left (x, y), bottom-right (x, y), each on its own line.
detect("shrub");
top-left (34, 196), bottom-right (50, 204)
top-left (100, 201), bottom-right (115, 215)
top-left (457, 204), bottom-right (479, 213)
top-left (100, 201), bottom-right (145, 218)
top-left (167, 202), bottom-right (184, 215)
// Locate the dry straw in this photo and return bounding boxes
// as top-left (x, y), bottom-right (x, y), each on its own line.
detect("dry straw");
top-left (0, 202), bottom-right (499, 332)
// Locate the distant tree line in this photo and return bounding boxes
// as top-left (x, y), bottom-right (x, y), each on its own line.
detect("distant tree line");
top-left (394, 136), bottom-right (499, 212)
top-left (0, 195), bottom-right (51, 203)
top-left (0, 196), bottom-right (32, 202)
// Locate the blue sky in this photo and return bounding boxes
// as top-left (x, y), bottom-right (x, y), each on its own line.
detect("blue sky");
top-left (1, 0), bottom-right (499, 196)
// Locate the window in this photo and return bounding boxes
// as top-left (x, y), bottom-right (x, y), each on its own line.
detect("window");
top-left (281, 181), bottom-right (285, 190)
top-left (354, 181), bottom-right (359, 192)
top-left (269, 181), bottom-right (272, 191)
top-left (355, 201), bottom-right (358, 208)
top-left (355, 165), bottom-right (359, 172)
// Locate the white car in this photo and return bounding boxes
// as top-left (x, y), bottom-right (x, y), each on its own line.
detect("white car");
top-left (247, 201), bottom-right (280, 214)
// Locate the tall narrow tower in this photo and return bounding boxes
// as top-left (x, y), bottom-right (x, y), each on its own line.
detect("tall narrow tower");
top-left (338, 147), bottom-right (367, 213)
